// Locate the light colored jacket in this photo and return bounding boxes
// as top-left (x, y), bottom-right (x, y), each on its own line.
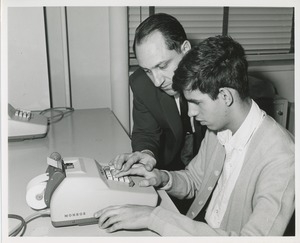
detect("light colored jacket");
top-left (148, 115), bottom-right (295, 236)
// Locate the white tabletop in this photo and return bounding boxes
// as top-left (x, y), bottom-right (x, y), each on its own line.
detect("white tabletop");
top-left (7, 108), bottom-right (178, 237)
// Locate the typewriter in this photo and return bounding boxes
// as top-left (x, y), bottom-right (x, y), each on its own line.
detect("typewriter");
top-left (26, 152), bottom-right (158, 227)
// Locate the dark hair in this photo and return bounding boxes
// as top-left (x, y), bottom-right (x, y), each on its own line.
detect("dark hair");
top-left (173, 35), bottom-right (249, 100)
top-left (133, 13), bottom-right (187, 55)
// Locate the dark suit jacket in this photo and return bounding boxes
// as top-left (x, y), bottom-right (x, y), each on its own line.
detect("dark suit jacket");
top-left (130, 68), bottom-right (205, 171)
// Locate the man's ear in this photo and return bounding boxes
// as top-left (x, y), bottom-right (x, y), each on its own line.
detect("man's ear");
top-left (181, 40), bottom-right (191, 54)
top-left (219, 88), bottom-right (233, 106)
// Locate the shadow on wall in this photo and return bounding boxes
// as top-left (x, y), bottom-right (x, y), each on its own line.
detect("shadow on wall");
top-left (248, 75), bottom-right (276, 117)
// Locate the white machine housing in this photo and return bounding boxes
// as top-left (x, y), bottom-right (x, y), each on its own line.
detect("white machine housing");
top-left (8, 103), bottom-right (48, 141)
top-left (50, 157), bottom-right (158, 227)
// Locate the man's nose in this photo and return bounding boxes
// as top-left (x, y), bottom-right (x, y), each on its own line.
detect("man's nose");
top-left (152, 71), bottom-right (164, 87)
top-left (188, 103), bottom-right (198, 117)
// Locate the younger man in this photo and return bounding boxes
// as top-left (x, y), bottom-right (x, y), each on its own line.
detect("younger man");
top-left (94, 36), bottom-right (294, 236)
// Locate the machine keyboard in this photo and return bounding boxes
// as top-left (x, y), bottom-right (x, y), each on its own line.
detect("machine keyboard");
top-left (103, 165), bottom-right (134, 187)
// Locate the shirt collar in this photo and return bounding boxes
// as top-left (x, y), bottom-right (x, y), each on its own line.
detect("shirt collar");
top-left (217, 100), bottom-right (265, 150)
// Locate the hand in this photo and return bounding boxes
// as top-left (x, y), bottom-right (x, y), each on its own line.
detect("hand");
top-left (116, 165), bottom-right (168, 188)
top-left (94, 205), bottom-right (154, 233)
top-left (109, 151), bottom-right (156, 172)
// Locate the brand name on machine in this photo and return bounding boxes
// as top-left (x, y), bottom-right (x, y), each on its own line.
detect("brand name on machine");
top-left (64, 212), bottom-right (86, 218)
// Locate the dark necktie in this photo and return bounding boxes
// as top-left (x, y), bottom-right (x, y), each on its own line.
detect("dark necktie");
top-left (179, 95), bottom-right (193, 134)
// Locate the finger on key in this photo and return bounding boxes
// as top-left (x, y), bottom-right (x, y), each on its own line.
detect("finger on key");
top-left (121, 154), bottom-right (141, 172)
top-left (116, 166), bottom-right (146, 178)
top-left (109, 154), bottom-right (128, 170)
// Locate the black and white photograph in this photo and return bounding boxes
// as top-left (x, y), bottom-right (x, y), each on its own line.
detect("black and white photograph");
top-left (1, 0), bottom-right (298, 242)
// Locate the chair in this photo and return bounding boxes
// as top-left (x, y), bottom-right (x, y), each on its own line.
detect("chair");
top-left (283, 210), bottom-right (295, 236)
top-left (248, 76), bottom-right (288, 128)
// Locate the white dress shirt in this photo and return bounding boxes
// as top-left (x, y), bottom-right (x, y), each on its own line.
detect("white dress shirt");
top-left (205, 100), bottom-right (265, 228)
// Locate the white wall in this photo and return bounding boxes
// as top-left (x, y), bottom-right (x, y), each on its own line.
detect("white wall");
top-left (8, 7), bottom-right (50, 110)
top-left (109, 7), bottom-right (130, 133)
top-left (46, 7), bottom-right (112, 109)
top-left (66, 7), bottom-right (112, 109)
top-left (45, 6), bottom-right (130, 133)
top-left (44, 7), bottom-right (69, 107)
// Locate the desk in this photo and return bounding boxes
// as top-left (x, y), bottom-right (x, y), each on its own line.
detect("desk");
top-left (8, 108), bottom-right (178, 236)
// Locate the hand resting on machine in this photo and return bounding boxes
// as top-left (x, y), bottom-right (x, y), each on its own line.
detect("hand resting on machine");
top-left (94, 164), bottom-right (170, 233)
top-left (109, 151), bottom-right (157, 172)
